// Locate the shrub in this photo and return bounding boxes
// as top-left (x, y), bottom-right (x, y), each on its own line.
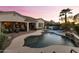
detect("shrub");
top-left (61, 23), bottom-right (70, 30)
top-left (0, 32), bottom-right (8, 52)
top-left (74, 25), bottom-right (79, 34)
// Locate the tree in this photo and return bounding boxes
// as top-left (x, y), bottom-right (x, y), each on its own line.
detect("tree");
top-left (59, 8), bottom-right (72, 24)
top-left (59, 8), bottom-right (72, 30)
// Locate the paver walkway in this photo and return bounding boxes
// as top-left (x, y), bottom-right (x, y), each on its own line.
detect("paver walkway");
top-left (7, 31), bottom-right (35, 39)
top-left (4, 30), bottom-right (79, 53)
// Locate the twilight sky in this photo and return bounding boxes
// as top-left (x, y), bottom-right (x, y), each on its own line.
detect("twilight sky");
top-left (0, 6), bottom-right (79, 22)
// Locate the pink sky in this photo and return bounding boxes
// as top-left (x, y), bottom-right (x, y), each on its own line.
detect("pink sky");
top-left (0, 6), bottom-right (79, 22)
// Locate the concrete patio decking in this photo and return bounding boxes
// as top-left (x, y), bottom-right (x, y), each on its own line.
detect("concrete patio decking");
top-left (4, 30), bottom-right (79, 53)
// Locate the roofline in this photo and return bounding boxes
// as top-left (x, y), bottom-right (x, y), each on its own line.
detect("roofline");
top-left (0, 11), bottom-right (45, 22)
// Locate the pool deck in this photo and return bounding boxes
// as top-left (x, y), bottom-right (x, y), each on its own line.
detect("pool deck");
top-left (4, 30), bottom-right (79, 53)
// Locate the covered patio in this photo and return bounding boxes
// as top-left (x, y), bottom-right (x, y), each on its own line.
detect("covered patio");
top-left (0, 21), bottom-right (37, 33)
top-left (0, 11), bottom-right (45, 33)
top-left (0, 21), bottom-right (27, 33)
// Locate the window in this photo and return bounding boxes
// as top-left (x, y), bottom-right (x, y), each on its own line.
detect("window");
top-left (39, 23), bottom-right (43, 27)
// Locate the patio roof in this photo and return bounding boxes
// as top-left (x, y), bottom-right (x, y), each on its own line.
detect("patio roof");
top-left (0, 11), bottom-right (45, 23)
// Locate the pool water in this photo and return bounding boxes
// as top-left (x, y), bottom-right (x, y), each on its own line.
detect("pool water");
top-left (24, 30), bottom-right (75, 48)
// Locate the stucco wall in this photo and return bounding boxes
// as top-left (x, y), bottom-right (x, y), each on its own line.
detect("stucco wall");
top-left (36, 19), bottom-right (44, 29)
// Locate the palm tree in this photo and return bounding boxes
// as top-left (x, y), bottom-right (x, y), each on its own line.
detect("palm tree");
top-left (59, 8), bottom-right (72, 24)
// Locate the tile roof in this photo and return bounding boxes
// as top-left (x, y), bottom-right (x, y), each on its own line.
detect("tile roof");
top-left (0, 11), bottom-right (45, 22)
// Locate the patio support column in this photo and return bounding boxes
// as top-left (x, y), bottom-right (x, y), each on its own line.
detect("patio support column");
top-left (25, 23), bottom-right (27, 31)
top-left (12, 22), bottom-right (14, 32)
top-left (36, 22), bottom-right (39, 30)
top-left (27, 22), bottom-right (29, 32)
top-left (0, 22), bottom-right (2, 32)
top-left (13, 22), bottom-right (17, 32)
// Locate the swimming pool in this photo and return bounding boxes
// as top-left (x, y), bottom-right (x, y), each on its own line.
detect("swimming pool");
top-left (24, 30), bottom-right (75, 48)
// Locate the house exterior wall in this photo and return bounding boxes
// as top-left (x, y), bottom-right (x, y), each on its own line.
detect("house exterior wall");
top-left (36, 19), bottom-right (44, 29)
